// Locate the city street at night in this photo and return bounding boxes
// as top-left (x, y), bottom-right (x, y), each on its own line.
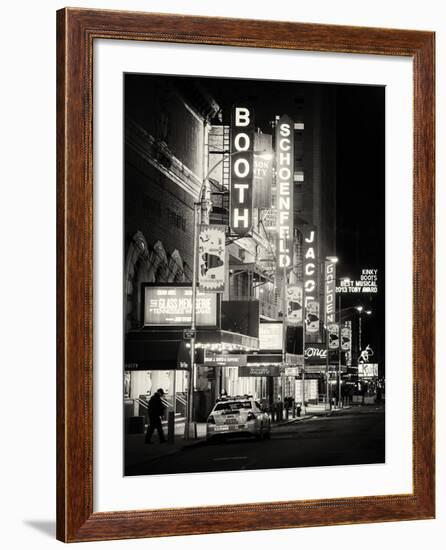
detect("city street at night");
top-left (125, 405), bottom-right (385, 476)
top-left (123, 74), bottom-right (386, 477)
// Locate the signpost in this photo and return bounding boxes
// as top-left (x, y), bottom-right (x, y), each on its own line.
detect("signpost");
top-left (183, 328), bottom-right (196, 340)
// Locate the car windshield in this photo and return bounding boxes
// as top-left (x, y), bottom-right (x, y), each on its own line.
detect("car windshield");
top-left (214, 401), bottom-right (252, 411)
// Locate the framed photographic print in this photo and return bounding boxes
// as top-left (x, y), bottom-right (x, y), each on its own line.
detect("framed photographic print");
top-left (56, 8), bottom-right (435, 542)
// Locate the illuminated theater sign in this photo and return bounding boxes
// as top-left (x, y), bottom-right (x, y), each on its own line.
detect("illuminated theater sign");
top-left (304, 343), bottom-right (328, 365)
top-left (276, 115), bottom-right (294, 268)
top-left (301, 225), bottom-right (320, 334)
top-left (325, 259), bottom-right (336, 324)
top-left (230, 105), bottom-right (254, 236)
top-left (143, 286), bottom-right (217, 327)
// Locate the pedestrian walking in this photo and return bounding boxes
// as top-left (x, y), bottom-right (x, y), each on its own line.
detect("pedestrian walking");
top-left (144, 388), bottom-right (166, 444)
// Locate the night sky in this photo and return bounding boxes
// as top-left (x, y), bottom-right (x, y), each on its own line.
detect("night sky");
top-left (335, 84), bottom-right (385, 369)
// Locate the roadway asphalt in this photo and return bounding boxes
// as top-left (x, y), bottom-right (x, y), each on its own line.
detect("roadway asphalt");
top-left (125, 404), bottom-right (385, 476)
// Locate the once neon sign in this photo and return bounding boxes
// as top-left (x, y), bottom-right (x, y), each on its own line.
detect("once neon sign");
top-left (304, 346), bottom-right (327, 359)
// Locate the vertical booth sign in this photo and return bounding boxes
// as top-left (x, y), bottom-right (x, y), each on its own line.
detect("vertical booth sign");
top-left (276, 115), bottom-right (294, 268)
top-left (230, 105), bottom-right (254, 235)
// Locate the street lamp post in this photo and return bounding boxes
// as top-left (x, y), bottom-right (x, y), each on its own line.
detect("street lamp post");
top-left (281, 265), bottom-right (287, 413)
top-left (356, 306), bottom-right (363, 359)
top-left (184, 148), bottom-right (272, 440)
top-left (185, 202), bottom-right (200, 440)
top-left (337, 292), bottom-right (342, 407)
top-left (335, 276), bottom-right (351, 408)
top-left (324, 256), bottom-right (339, 411)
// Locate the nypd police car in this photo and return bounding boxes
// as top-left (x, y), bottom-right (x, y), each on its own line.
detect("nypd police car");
top-left (206, 396), bottom-right (271, 441)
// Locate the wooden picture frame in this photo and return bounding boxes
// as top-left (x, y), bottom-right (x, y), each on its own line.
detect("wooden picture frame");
top-left (56, 7), bottom-right (435, 542)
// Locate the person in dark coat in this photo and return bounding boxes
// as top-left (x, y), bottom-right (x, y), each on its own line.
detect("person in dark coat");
top-left (144, 388), bottom-right (166, 444)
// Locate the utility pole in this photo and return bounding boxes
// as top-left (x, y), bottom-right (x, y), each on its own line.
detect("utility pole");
top-left (325, 325), bottom-right (331, 410)
top-left (281, 266), bottom-right (287, 412)
top-left (185, 202), bottom-right (200, 440)
top-left (301, 277), bottom-right (306, 415)
top-left (358, 312), bottom-right (362, 357)
top-left (338, 293), bottom-right (342, 408)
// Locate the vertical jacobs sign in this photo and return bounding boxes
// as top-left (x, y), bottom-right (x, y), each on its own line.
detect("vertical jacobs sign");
top-left (276, 115), bottom-right (294, 267)
top-left (230, 106), bottom-right (254, 236)
top-left (301, 225), bottom-right (320, 335)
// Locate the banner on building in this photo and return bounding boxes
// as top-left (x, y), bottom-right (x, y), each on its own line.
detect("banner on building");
top-left (286, 283), bottom-right (303, 326)
top-left (253, 133), bottom-right (273, 209)
top-left (258, 322), bottom-right (283, 350)
top-left (276, 115), bottom-right (294, 268)
top-left (341, 323), bottom-right (352, 351)
top-left (344, 320), bottom-right (352, 365)
top-left (198, 225), bottom-right (225, 292)
top-left (300, 225), bottom-right (319, 335)
top-left (324, 260), bottom-right (336, 324)
top-left (328, 323), bottom-right (340, 349)
top-left (306, 301), bottom-right (320, 334)
top-left (230, 105), bottom-right (254, 236)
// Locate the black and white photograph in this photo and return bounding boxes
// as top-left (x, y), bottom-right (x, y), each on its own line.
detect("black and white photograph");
top-left (1, 0), bottom-right (441, 547)
top-left (123, 73), bottom-right (385, 476)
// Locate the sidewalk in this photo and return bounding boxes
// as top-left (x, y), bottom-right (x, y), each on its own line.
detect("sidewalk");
top-left (125, 422), bottom-right (208, 471)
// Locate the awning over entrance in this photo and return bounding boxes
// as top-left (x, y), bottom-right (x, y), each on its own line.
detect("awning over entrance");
top-left (125, 327), bottom-right (259, 370)
top-left (200, 329), bottom-right (259, 350)
top-left (125, 338), bottom-right (190, 371)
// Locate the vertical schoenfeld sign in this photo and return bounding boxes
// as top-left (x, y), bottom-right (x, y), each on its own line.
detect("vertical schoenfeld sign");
top-left (230, 105), bottom-right (254, 236)
top-left (276, 115), bottom-right (294, 268)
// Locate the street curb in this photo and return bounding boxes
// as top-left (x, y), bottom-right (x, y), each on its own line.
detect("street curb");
top-left (279, 415), bottom-right (314, 425)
